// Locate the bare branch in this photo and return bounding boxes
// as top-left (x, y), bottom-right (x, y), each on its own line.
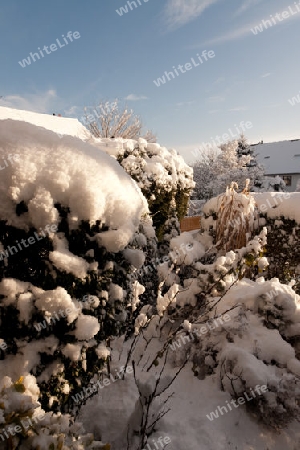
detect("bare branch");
top-left (84, 99), bottom-right (156, 141)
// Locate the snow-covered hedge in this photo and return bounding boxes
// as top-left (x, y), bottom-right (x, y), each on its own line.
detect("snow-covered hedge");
top-left (0, 114), bottom-right (157, 448)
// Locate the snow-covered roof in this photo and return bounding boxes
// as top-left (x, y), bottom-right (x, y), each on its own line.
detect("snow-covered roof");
top-left (252, 140), bottom-right (300, 175)
top-left (0, 106), bottom-right (91, 141)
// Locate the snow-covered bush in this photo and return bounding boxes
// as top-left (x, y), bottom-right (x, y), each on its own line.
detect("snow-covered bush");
top-left (202, 191), bottom-right (300, 294)
top-left (0, 114), bottom-right (157, 448)
top-left (0, 375), bottom-right (108, 449)
top-left (189, 277), bottom-right (300, 428)
top-left (92, 137), bottom-right (195, 241)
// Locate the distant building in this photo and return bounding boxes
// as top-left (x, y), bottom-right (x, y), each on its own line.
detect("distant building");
top-left (252, 139), bottom-right (300, 192)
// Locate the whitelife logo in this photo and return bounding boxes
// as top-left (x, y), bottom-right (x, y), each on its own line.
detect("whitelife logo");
top-left (79, 101), bottom-right (118, 127)
top-left (191, 121), bottom-right (253, 158)
top-left (0, 154), bottom-right (20, 170)
top-left (169, 314), bottom-right (231, 351)
top-left (18, 31), bottom-right (81, 68)
top-left (228, 192), bottom-right (291, 230)
top-left (251, 2), bottom-right (300, 35)
top-left (116, 0), bottom-right (150, 16)
top-left (0, 412), bottom-right (45, 442)
top-left (153, 50), bottom-right (215, 87)
top-left (206, 385), bottom-right (268, 421)
top-left (288, 90), bottom-right (300, 106)
top-left (72, 365), bottom-right (133, 404)
top-left (141, 436), bottom-right (172, 450)
top-left (0, 224), bottom-right (57, 261)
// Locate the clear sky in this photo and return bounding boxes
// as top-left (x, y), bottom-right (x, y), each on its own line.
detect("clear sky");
top-left (1, 0), bottom-right (300, 163)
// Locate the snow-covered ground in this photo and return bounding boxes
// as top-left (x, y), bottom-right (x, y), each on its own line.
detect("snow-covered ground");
top-left (78, 334), bottom-right (300, 450)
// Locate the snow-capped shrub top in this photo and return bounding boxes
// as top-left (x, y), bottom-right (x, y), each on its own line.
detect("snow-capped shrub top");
top-left (92, 137), bottom-right (194, 240)
top-left (93, 137), bottom-right (195, 194)
top-left (0, 118), bottom-right (148, 252)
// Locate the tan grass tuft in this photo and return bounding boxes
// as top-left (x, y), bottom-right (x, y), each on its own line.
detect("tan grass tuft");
top-left (216, 180), bottom-right (257, 252)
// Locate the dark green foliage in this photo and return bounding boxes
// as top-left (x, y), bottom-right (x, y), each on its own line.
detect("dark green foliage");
top-left (263, 216), bottom-right (300, 294)
top-left (0, 202), bottom-right (153, 416)
top-left (116, 142), bottom-right (193, 241)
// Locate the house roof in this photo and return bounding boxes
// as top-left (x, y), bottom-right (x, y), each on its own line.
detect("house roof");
top-left (252, 140), bottom-right (300, 175)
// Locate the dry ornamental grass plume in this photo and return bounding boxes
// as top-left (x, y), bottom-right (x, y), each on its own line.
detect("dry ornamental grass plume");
top-left (216, 179), bottom-right (258, 252)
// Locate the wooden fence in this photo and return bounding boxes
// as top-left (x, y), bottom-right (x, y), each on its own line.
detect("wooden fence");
top-left (180, 216), bottom-right (201, 232)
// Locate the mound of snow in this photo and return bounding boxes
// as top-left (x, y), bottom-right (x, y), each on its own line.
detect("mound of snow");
top-left (0, 111), bottom-right (149, 252)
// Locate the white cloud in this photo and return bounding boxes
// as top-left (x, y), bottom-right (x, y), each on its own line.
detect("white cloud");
top-left (200, 23), bottom-right (252, 46)
top-left (0, 90), bottom-right (57, 114)
top-left (124, 94), bottom-right (148, 101)
top-left (234, 0), bottom-right (263, 17)
top-left (164, 0), bottom-right (221, 29)
top-left (261, 73), bottom-right (271, 78)
top-left (196, 6), bottom-right (300, 47)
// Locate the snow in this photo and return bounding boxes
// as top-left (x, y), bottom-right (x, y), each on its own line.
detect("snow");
top-left (203, 192), bottom-right (300, 224)
top-left (0, 108), bottom-right (149, 253)
top-left (50, 234), bottom-right (91, 279)
top-left (169, 231), bottom-right (205, 264)
top-left (91, 135), bottom-right (195, 194)
top-left (62, 343), bottom-right (83, 362)
top-left (35, 286), bottom-right (79, 324)
top-left (78, 331), bottom-right (300, 450)
top-left (0, 106), bottom-right (299, 449)
top-left (123, 248), bottom-right (145, 269)
top-left (95, 343), bottom-right (111, 360)
top-left (108, 283), bottom-right (125, 304)
top-left (75, 315), bottom-right (100, 341)
top-left (0, 105), bottom-right (91, 140)
top-left (253, 192), bottom-right (300, 223)
top-left (131, 280), bottom-right (145, 312)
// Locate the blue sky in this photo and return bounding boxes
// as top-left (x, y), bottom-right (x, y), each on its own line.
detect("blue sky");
top-left (1, 0), bottom-right (300, 163)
